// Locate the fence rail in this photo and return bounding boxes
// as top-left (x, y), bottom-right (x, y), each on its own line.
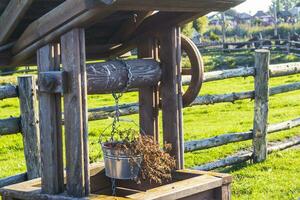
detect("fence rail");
top-left (197, 38), bottom-right (300, 55)
top-left (1, 51), bottom-right (300, 187)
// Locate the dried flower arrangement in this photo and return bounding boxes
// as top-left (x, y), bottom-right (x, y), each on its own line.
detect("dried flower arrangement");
top-left (100, 128), bottom-right (176, 184)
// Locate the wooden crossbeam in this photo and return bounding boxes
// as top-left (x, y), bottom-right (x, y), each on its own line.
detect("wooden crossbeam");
top-left (12, 0), bottom-right (114, 55)
top-left (106, 0), bottom-right (245, 12)
top-left (0, 0), bottom-right (33, 45)
top-left (109, 11), bottom-right (153, 43)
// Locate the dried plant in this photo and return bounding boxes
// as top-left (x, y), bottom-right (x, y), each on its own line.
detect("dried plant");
top-left (101, 129), bottom-right (176, 184)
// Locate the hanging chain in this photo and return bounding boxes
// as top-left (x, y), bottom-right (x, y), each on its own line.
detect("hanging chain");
top-left (110, 60), bottom-right (133, 141)
top-left (111, 178), bottom-right (116, 196)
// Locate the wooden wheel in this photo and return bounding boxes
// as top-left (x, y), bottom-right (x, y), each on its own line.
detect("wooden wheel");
top-left (181, 35), bottom-right (204, 107)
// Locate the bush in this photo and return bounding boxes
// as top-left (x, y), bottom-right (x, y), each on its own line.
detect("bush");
top-left (209, 32), bottom-right (220, 41)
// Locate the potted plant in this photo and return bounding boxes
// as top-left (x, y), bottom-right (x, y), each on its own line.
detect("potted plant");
top-left (100, 128), bottom-right (176, 184)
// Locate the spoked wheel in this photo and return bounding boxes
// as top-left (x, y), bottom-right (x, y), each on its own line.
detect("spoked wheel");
top-left (181, 35), bottom-right (204, 107)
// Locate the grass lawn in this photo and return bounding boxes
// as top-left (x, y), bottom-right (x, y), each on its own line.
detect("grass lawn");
top-left (0, 57), bottom-right (300, 199)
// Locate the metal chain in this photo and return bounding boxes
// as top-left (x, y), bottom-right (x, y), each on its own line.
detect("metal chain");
top-left (111, 178), bottom-right (116, 196)
top-left (110, 60), bottom-right (133, 141)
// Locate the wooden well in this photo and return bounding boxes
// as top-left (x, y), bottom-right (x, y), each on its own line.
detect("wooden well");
top-left (0, 0), bottom-right (244, 199)
top-left (0, 163), bottom-right (232, 200)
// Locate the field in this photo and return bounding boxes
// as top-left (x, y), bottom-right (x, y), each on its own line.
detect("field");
top-left (0, 52), bottom-right (300, 199)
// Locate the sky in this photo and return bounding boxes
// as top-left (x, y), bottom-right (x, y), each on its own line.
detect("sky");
top-left (233, 0), bottom-right (272, 14)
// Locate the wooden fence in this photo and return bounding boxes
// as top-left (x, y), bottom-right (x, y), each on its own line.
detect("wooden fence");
top-left (197, 38), bottom-right (300, 56)
top-left (1, 51), bottom-right (300, 187)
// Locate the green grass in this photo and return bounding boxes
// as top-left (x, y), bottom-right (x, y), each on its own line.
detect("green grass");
top-left (0, 68), bottom-right (300, 199)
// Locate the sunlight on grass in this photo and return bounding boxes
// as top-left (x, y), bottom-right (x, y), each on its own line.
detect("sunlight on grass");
top-left (0, 70), bottom-right (299, 199)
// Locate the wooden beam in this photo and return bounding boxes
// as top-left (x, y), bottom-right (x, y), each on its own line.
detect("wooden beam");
top-left (61, 28), bottom-right (89, 197)
top-left (11, 0), bottom-right (114, 60)
top-left (0, 0), bottom-right (33, 45)
top-left (37, 44), bottom-right (64, 194)
top-left (137, 37), bottom-right (159, 142)
top-left (253, 50), bottom-right (270, 163)
top-left (109, 11), bottom-right (153, 43)
top-left (105, 0), bottom-right (244, 12)
top-left (160, 27), bottom-right (184, 170)
top-left (11, 6), bottom-right (114, 66)
top-left (18, 75), bottom-right (41, 180)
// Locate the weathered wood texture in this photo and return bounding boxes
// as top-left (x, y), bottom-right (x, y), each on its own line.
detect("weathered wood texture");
top-left (18, 76), bottom-right (41, 180)
top-left (0, 0), bottom-right (33, 45)
top-left (184, 62), bottom-right (300, 83)
top-left (0, 117), bottom-right (20, 136)
top-left (253, 50), bottom-right (270, 163)
top-left (37, 44), bottom-right (64, 194)
top-left (61, 28), bottom-right (89, 197)
top-left (137, 38), bottom-right (159, 141)
top-left (194, 136), bottom-right (300, 171)
top-left (184, 117), bottom-right (300, 152)
top-left (39, 71), bottom-right (67, 93)
top-left (87, 59), bottom-right (161, 94)
top-left (85, 82), bottom-right (300, 122)
top-left (0, 173), bottom-right (27, 188)
top-left (160, 27), bottom-right (184, 170)
top-left (0, 85), bottom-right (18, 100)
top-left (0, 166), bottom-right (231, 200)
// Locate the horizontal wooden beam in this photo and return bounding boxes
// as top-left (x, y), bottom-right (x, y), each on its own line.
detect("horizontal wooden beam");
top-left (0, 117), bottom-right (21, 135)
top-left (106, 0), bottom-right (244, 12)
top-left (184, 117), bottom-right (300, 152)
top-left (0, 0), bottom-right (33, 45)
top-left (193, 136), bottom-right (300, 171)
top-left (40, 59), bottom-right (161, 94)
top-left (0, 85), bottom-right (18, 100)
top-left (12, 0), bottom-right (113, 54)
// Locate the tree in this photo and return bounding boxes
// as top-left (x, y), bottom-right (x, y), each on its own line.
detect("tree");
top-left (270, 0), bottom-right (298, 12)
top-left (193, 16), bottom-right (208, 35)
top-left (181, 22), bottom-right (194, 37)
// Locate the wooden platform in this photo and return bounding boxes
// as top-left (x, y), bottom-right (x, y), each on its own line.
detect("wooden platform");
top-left (0, 163), bottom-right (232, 200)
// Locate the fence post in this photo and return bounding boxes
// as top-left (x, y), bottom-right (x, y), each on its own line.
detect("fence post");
top-left (253, 50), bottom-right (270, 163)
top-left (287, 32), bottom-right (291, 55)
top-left (17, 75), bottom-right (41, 179)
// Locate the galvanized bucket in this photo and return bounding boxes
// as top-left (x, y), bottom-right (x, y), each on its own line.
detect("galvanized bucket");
top-left (102, 142), bottom-right (142, 180)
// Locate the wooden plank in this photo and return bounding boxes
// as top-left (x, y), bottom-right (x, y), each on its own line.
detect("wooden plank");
top-left (137, 38), bottom-right (159, 140)
top-left (127, 175), bottom-right (222, 200)
top-left (10, 6), bottom-right (114, 66)
top-left (18, 75), bottom-right (41, 180)
top-left (109, 11), bottom-right (153, 43)
top-left (39, 71), bottom-right (67, 93)
top-left (0, 0), bottom-right (33, 45)
top-left (253, 50), bottom-right (270, 163)
top-left (159, 27), bottom-right (183, 169)
top-left (61, 28), bottom-right (89, 197)
top-left (12, 0), bottom-right (113, 54)
top-left (37, 44), bottom-right (64, 194)
top-left (106, 0), bottom-right (244, 12)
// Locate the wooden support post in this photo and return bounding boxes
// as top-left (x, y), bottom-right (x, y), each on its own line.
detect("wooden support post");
top-left (61, 28), bottom-right (89, 197)
top-left (160, 27), bottom-right (184, 169)
top-left (37, 44), bottom-right (64, 194)
top-left (137, 37), bottom-right (159, 142)
top-left (253, 49), bottom-right (270, 163)
top-left (18, 75), bottom-right (41, 180)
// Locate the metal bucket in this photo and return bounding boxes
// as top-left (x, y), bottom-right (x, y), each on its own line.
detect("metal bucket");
top-left (102, 142), bottom-right (142, 180)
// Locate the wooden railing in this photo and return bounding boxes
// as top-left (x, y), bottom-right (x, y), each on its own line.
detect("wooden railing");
top-left (197, 38), bottom-right (300, 56)
top-left (1, 51), bottom-right (300, 187)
